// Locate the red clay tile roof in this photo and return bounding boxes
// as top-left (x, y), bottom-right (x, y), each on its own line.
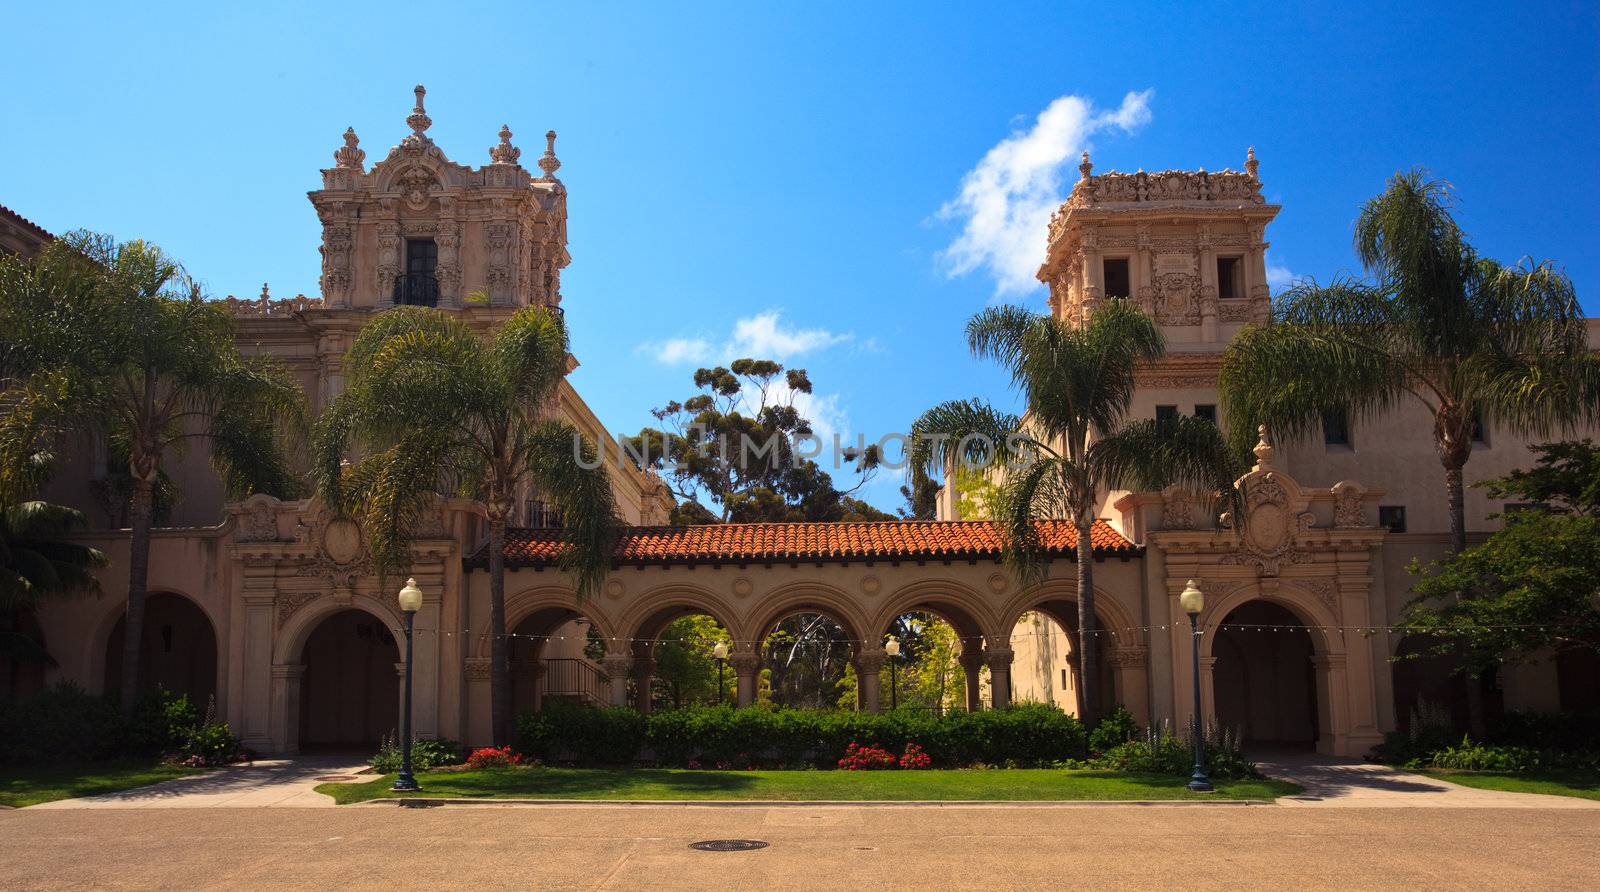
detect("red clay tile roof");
top-left (471, 519), bottom-right (1137, 568)
top-left (0, 203), bottom-right (56, 242)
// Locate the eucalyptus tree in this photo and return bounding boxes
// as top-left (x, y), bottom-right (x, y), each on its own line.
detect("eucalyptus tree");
top-left (314, 306), bottom-right (620, 746)
top-left (910, 301), bottom-right (1240, 726)
top-left (1219, 170), bottom-right (1592, 735)
top-left (2, 233), bottom-right (303, 711)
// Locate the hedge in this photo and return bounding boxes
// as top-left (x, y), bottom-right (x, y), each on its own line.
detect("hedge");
top-left (515, 701), bottom-right (1088, 768)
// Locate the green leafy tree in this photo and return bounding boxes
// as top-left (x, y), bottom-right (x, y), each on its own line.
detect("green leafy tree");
top-left (1, 501), bottom-right (108, 676)
top-left (3, 233), bottom-right (303, 712)
top-left (650, 615), bottom-right (733, 707)
top-left (625, 358), bottom-right (889, 523)
top-left (1219, 171), bottom-right (1592, 735)
top-left (1398, 441), bottom-right (1600, 681)
top-left (910, 301), bottom-right (1240, 727)
top-left (314, 305), bottom-right (621, 745)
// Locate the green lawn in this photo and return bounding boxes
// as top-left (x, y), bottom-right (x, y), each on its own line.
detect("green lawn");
top-left (1419, 769), bottom-right (1600, 801)
top-left (0, 760), bottom-right (204, 808)
top-left (317, 767), bottom-right (1299, 805)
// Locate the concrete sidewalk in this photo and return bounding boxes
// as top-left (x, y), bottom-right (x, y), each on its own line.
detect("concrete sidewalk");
top-left (31, 754), bottom-right (368, 809)
top-left (1255, 751), bottom-right (1600, 808)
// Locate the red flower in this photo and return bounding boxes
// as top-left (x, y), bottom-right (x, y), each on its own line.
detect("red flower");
top-left (466, 746), bottom-right (524, 770)
top-left (837, 742), bottom-right (899, 770)
top-left (898, 743), bottom-right (931, 770)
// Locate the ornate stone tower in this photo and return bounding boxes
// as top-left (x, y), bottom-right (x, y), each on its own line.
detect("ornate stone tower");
top-left (308, 85), bottom-right (569, 311)
top-left (1036, 149), bottom-right (1280, 346)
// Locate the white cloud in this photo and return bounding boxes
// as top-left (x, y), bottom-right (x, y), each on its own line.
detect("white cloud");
top-left (640, 310), bottom-right (851, 365)
top-left (1266, 256), bottom-right (1299, 294)
top-left (938, 90), bottom-right (1154, 297)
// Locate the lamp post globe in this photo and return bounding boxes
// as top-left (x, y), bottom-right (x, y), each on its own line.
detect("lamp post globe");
top-left (393, 577), bottom-right (423, 793)
top-left (884, 636), bottom-right (900, 711)
top-left (712, 640), bottom-right (729, 705)
top-left (1180, 579), bottom-right (1213, 792)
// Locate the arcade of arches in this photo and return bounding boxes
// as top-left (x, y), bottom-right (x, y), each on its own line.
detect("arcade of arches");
top-left (25, 441), bottom-right (1586, 759)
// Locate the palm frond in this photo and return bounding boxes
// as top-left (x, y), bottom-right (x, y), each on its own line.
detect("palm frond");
top-left (906, 398), bottom-right (1023, 488)
top-left (992, 456), bottom-right (1069, 586)
top-left (524, 420), bottom-right (622, 602)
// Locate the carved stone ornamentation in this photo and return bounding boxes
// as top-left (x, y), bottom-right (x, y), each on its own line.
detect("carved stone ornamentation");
top-left (276, 591), bottom-right (320, 629)
top-left (397, 166), bottom-right (437, 211)
top-left (1218, 300), bottom-right (1253, 321)
top-left (1153, 272), bottom-right (1201, 325)
top-left (488, 125), bottom-right (521, 166)
top-left (1221, 426), bottom-right (1316, 575)
top-left (1298, 578), bottom-right (1340, 616)
top-left (1160, 486), bottom-right (1194, 530)
top-left (1331, 482), bottom-right (1368, 529)
top-left (235, 496), bottom-right (282, 542)
top-left (464, 658), bottom-right (492, 682)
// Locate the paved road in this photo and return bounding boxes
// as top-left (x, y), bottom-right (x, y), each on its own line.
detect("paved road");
top-left (2, 804), bottom-right (1597, 889)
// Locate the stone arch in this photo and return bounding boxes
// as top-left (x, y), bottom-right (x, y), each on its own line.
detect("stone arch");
top-left (870, 579), bottom-right (996, 643)
top-left (275, 594), bottom-right (405, 666)
top-left (101, 588), bottom-right (221, 707)
top-left (294, 608), bottom-right (401, 749)
top-left (998, 579), bottom-right (1137, 717)
top-left (488, 586), bottom-right (617, 714)
top-left (618, 583), bottom-right (744, 646)
top-left (1199, 582), bottom-right (1342, 753)
top-left (1, 609), bottom-right (50, 700)
top-left (998, 579), bottom-right (1141, 647)
top-left (748, 582), bottom-right (872, 646)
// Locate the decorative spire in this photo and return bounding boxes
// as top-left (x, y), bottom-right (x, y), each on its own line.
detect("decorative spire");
top-left (489, 124), bottom-right (521, 165)
top-left (1252, 423), bottom-right (1276, 469)
top-left (333, 127), bottom-right (365, 170)
top-left (1245, 146), bottom-right (1259, 178)
top-left (537, 129), bottom-right (561, 180)
top-left (1078, 150), bottom-right (1093, 180)
top-left (406, 84), bottom-right (432, 139)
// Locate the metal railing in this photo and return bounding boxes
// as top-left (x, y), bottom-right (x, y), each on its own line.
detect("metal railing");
top-left (392, 272), bottom-right (440, 307)
top-left (525, 500), bottom-right (564, 529)
top-left (541, 658), bottom-right (606, 706)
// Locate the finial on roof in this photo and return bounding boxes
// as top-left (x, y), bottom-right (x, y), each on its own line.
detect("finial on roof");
top-left (489, 124), bottom-right (521, 165)
top-left (407, 85), bottom-right (432, 138)
top-left (1252, 423), bottom-right (1275, 469)
top-left (259, 283), bottom-right (271, 304)
top-left (537, 129), bottom-right (561, 180)
top-left (1079, 150), bottom-right (1093, 180)
top-left (1245, 146), bottom-right (1259, 178)
top-left (333, 127), bottom-right (365, 170)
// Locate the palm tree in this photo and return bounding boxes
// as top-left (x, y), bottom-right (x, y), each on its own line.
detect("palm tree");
top-left (314, 305), bottom-right (620, 746)
top-left (910, 301), bottom-right (1240, 727)
top-left (1219, 169), bottom-right (1593, 735)
top-left (1, 501), bottom-right (108, 686)
top-left (2, 233), bottom-right (303, 712)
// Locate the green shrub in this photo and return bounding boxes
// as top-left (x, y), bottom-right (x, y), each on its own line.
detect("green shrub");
top-left (1428, 738), bottom-right (1543, 772)
top-left (369, 734), bottom-right (464, 773)
top-left (514, 702), bottom-right (1087, 768)
top-left (1370, 700), bottom-right (1460, 766)
top-left (1090, 721), bottom-right (1257, 779)
top-left (1488, 710), bottom-right (1600, 752)
top-left (1089, 705), bottom-right (1140, 754)
top-left (0, 681), bottom-right (124, 763)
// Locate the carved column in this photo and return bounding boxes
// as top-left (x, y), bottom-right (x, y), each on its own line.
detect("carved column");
top-left (601, 655), bottom-right (633, 707)
top-left (1134, 224), bottom-right (1154, 315)
top-left (375, 217), bottom-right (401, 308)
top-left (1311, 653), bottom-right (1350, 756)
top-left (959, 642), bottom-right (985, 712)
top-left (854, 647), bottom-right (886, 713)
top-left (238, 576), bottom-right (276, 751)
top-left (985, 647), bottom-right (1014, 709)
top-left (1109, 647), bottom-right (1150, 726)
top-left (631, 658), bottom-right (656, 714)
top-left (1248, 222), bottom-right (1271, 323)
top-left (1197, 224), bottom-right (1219, 342)
top-left (730, 652), bottom-right (761, 708)
top-left (268, 663), bottom-right (305, 755)
top-left (1079, 228), bottom-right (1103, 325)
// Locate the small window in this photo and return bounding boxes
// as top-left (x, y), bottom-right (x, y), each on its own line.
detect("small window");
top-left (1322, 409), bottom-right (1351, 447)
top-left (1378, 506), bottom-right (1406, 533)
top-left (1194, 404), bottom-right (1217, 424)
top-left (1156, 405), bottom-right (1179, 423)
top-left (1471, 411), bottom-right (1487, 444)
top-left (1103, 258), bottom-right (1131, 299)
top-left (1216, 257), bottom-right (1241, 300)
top-left (1061, 669), bottom-right (1068, 688)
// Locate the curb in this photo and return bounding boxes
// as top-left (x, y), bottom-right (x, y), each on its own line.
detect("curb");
top-left (358, 797), bottom-right (1277, 808)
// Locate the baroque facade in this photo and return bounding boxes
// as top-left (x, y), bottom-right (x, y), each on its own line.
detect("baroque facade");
top-left (6, 99), bottom-right (1598, 757)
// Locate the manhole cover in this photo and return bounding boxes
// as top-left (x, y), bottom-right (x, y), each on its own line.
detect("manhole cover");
top-left (689, 839), bottom-right (769, 852)
top-left (314, 775), bottom-right (359, 782)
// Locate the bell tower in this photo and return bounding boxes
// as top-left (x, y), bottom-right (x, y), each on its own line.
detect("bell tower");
top-left (1036, 149), bottom-right (1280, 348)
top-left (308, 85), bottom-right (570, 312)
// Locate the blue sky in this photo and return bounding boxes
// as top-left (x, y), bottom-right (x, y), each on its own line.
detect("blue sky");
top-left (4, 1), bottom-right (1597, 511)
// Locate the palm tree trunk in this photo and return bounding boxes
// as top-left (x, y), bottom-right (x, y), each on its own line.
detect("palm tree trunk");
top-left (1076, 521), bottom-right (1100, 730)
top-left (487, 516), bottom-right (511, 746)
top-left (120, 476), bottom-right (154, 714)
top-left (1440, 456), bottom-right (1488, 739)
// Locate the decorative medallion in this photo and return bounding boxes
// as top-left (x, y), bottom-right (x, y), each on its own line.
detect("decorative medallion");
top-left (731, 577), bottom-right (753, 599)
top-left (322, 519), bottom-right (362, 565)
top-left (859, 576), bottom-right (882, 596)
top-left (986, 573), bottom-right (1009, 594)
top-left (604, 579), bottom-right (626, 600)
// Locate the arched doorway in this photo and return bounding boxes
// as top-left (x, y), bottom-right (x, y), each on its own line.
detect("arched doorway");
top-left (104, 592), bottom-right (217, 706)
top-left (1556, 647), bottom-right (1600, 712)
top-left (625, 602), bottom-right (736, 711)
top-left (1012, 600), bottom-right (1116, 718)
top-left (1212, 601), bottom-right (1318, 749)
top-left (508, 607), bottom-right (607, 712)
top-left (298, 609), bottom-right (398, 749)
top-left (1, 610), bottom-right (50, 700)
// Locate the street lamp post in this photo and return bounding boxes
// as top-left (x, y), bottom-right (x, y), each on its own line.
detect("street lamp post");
top-left (884, 636), bottom-right (900, 711)
top-left (393, 577), bottom-right (423, 793)
top-left (1180, 578), bottom-right (1213, 793)
top-left (712, 640), bottom-right (728, 705)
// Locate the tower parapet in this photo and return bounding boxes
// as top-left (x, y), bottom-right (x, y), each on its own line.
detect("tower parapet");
top-left (1038, 148), bottom-right (1279, 346)
top-left (308, 85), bottom-right (568, 312)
